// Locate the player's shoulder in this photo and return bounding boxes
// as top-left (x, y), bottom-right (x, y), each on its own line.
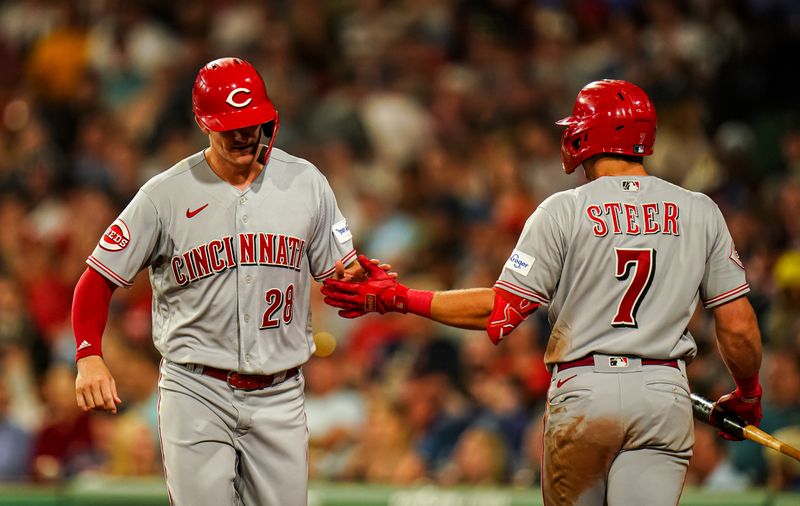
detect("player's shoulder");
top-left (267, 148), bottom-right (331, 186)
top-left (139, 150), bottom-right (206, 195)
top-left (269, 148), bottom-right (321, 174)
top-left (539, 187), bottom-right (582, 213)
top-left (644, 177), bottom-right (720, 210)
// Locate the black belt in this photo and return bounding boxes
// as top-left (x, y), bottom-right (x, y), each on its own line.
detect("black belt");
top-left (557, 355), bottom-right (679, 372)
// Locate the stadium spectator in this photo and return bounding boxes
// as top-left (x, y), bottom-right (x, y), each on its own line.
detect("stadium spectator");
top-left (686, 424), bottom-right (750, 491)
top-left (0, 373), bottom-right (31, 481)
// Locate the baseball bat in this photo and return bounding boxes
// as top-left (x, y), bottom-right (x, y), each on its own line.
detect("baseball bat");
top-left (691, 393), bottom-right (800, 462)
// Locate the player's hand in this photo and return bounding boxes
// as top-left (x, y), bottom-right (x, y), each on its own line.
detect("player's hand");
top-left (715, 384), bottom-right (762, 441)
top-left (75, 355), bottom-right (122, 414)
top-left (333, 256), bottom-right (396, 282)
top-left (322, 255), bottom-right (409, 318)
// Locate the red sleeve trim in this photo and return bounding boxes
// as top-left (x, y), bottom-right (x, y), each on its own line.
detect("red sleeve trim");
top-left (494, 280), bottom-right (549, 305)
top-left (87, 255), bottom-right (133, 287)
top-left (72, 267), bottom-right (117, 360)
top-left (703, 283), bottom-right (750, 307)
top-left (313, 249), bottom-right (357, 281)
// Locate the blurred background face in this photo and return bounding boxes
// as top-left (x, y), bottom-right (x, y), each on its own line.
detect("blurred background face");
top-left (688, 425), bottom-right (720, 482)
top-left (0, 379), bottom-right (8, 417)
top-left (765, 353), bottom-right (800, 407)
top-left (304, 355), bottom-right (344, 396)
top-left (41, 365), bottom-right (79, 415)
top-left (454, 428), bottom-right (507, 484)
top-left (0, 277), bottom-right (23, 320)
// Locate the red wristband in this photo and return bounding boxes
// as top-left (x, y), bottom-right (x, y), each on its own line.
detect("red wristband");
top-left (734, 374), bottom-right (761, 398)
top-left (407, 289), bottom-right (434, 318)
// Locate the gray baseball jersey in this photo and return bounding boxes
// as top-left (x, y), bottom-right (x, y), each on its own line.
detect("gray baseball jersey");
top-left (88, 147), bottom-right (355, 374)
top-left (495, 175), bottom-right (748, 367)
top-left (499, 175), bottom-right (747, 505)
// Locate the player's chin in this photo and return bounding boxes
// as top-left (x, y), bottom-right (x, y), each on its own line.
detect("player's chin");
top-left (227, 145), bottom-right (257, 164)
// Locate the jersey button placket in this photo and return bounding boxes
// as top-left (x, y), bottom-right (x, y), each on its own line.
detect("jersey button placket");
top-left (236, 194), bottom-right (251, 370)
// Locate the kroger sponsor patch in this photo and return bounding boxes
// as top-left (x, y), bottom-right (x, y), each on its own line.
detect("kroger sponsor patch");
top-left (332, 219), bottom-right (352, 244)
top-left (504, 249), bottom-right (535, 275)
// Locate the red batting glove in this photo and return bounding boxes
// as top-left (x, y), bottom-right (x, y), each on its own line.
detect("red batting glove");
top-left (715, 376), bottom-right (763, 441)
top-left (322, 255), bottom-right (410, 318)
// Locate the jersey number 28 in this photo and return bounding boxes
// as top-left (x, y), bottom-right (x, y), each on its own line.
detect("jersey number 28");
top-left (612, 248), bottom-right (656, 328)
top-left (261, 284), bottom-right (295, 329)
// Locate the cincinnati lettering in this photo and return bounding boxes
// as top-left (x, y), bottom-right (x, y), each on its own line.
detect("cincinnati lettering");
top-left (171, 233), bottom-right (305, 286)
top-left (585, 202), bottom-right (680, 237)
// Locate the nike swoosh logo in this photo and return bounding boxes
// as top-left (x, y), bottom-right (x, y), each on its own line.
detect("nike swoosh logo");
top-left (556, 374), bottom-right (577, 388)
top-left (186, 204), bottom-right (209, 219)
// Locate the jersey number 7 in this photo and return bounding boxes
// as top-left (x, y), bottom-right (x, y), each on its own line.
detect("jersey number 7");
top-left (612, 248), bottom-right (656, 328)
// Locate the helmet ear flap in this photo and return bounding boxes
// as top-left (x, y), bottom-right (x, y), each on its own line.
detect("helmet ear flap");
top-left (257, 111), bottom-right (281, 165)
top-left (561, 124), bottom-right (588, 174)
top-left (261, 120), bottom-right (276, 138)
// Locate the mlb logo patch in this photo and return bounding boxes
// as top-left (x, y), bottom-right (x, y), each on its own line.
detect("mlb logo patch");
top-left (621, 180), bottom-right (640, 192)
top-left (633, 144), bottom-right (646, 154)
top-left (332, 219), bottom-right (352, 244)
top-left (504, 249), bottom-right (535, 276)
top-left (609, 357), bottom-right (630, 368)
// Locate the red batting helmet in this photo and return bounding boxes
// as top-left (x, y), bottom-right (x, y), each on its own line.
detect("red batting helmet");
top-left (192, 57), bottom-right (280, 160)
top-left (556, 80), bottom-right (657, 174)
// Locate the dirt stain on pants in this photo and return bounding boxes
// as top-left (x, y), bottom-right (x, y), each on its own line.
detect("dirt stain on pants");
top-left (543, 414), bottom-right (621, 506)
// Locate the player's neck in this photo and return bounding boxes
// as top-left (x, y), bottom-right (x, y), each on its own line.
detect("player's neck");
top-left (204, 147), bottom-right (263, 190)
top-left (584, 158), bottom-right (649, 181)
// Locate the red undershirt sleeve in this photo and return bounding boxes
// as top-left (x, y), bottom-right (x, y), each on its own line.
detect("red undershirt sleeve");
top-left (72, 267), bottom-right (117, 361)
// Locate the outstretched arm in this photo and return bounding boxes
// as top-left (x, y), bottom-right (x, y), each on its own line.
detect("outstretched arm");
top-left (322, 256), bottom-right (538, 342)
top-left (428, 289), bottom-right (495, 329)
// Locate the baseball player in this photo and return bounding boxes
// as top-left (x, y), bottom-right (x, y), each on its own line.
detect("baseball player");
top-left (72, 57), bottom-right (367, 505)
top-left (322, 80), bottom-right (763, 505)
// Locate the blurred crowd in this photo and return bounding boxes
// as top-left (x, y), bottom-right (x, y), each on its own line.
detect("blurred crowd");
top-left (0, 0), bottom-right (799, 493)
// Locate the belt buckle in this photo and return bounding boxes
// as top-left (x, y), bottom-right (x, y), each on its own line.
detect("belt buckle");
top-left (227, 371), bottom-right (266, 390)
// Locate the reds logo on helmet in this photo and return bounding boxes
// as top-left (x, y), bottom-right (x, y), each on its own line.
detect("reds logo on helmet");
top-left (225, 88), bottom-right (252, 108)
top-left (100, 219), bottom-right (131, 252)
